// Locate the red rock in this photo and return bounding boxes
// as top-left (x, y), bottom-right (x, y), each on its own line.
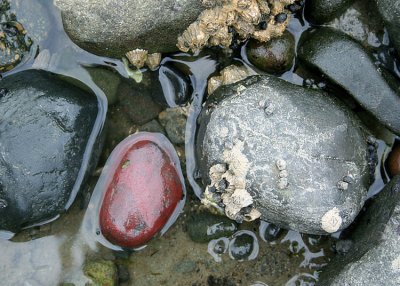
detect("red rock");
top-left (386, 140), bottom-right (400, 178)
top-left (97, 132), bottom-right (185, 249)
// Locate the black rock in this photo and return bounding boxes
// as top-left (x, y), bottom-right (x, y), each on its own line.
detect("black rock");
top-left (305, 0), bottom-right (356, 24)
top-left (298, 28), bottom-right (400, 135)
top-left (375, 0), bottom-right (400, 57)
top-left (317, 176), bottom-right (400, 285)
top-left (246, 30), bottom-right (295, 74)
top-left (0, 70), bottom-right (104, 234)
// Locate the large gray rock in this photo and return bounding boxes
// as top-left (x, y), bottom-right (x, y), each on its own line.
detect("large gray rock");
top-left (318, 176), bottom-right (400, 286)
top-left (298, 28), bottom-right (400, 135)
top-left (0, 70), bottom-right (104, 234)
top-left (55, 0), bottom-right (203, 58)
top-left (196, 75), bottom-right (370, 235)
top-left (376, 0), bottom-right (400, 57)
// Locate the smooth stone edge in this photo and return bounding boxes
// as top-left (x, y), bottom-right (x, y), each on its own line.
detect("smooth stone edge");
top-left (83, 131), bottom-right (186, 251)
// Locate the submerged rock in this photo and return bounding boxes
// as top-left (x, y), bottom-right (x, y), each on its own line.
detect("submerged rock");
top-left (305, 0), bottom-right (356, 24)
top-left (376, 0), bottom-right (400, 57)
top-left (186, 210), bottom-right (238, 243)
top-left (246, 30), bottom-right (295, 74)
top-left (196, 75), bottom-right (370, 234)
top-left (85, 132), bottom-right (185, 250)
top-left (83, 260), bottom-right (118, 286)
top-left (0, 70), bottom-right (103, 234)
top-left (55, 0), bottom-right (203, 58)
top-left (317, 176), bottom-right (400, 286)
top-left (298, 28), bottom-right (400, 135)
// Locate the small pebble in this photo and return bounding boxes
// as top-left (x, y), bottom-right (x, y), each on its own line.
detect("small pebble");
top-left (275, 13), bottom-right (287, 23)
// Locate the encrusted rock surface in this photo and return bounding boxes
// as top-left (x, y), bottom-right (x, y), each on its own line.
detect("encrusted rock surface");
top-left (197, 75), bottom-right (370, 234)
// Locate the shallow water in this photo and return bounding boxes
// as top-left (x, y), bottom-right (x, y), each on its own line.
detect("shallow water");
top-left (0, 0), bottom-right (397, 285)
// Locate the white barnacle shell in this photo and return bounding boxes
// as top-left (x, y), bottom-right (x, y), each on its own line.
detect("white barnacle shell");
top-left (207, 64), bottom-right (251, 95)
top-left (145, 53), bottom-right (162, 71)
top-left (256, 0), bottom-right (270, 14)
top-left (236, 0), bottom-right (252, 9)
top-left (236, 0), bottom-right (261, 24)
top-left (209, 26), bottom-right (233, 48)
top-left (232, 16), bottom-right (255, 39)
top-left (177, 22), bottom-right (209, 53)
top-left (199, 7), bottom-right (228, 35)
top-left (276, 159), bottom-right (287, 170)
top-left (125, 48), bottom-right (148, 69)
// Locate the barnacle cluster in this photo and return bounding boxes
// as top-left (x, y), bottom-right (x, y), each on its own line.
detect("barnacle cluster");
top-left (177, 0), bottom-right (296, 53)
top-left (125, 48), bottom-right (161, 70)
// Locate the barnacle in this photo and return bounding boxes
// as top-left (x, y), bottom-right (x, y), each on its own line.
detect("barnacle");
top-left (235, 0), bottom-right (261, 24)
top-left (209, 26), bottom-right (232, 48)
top-left (177, 22), bottom-right (209, 53)
top-left (145, 52), bottom-right (161, 71)
top-left (177, 0), bottom-right (296, 53)
top-left (126, 48), bottom-right (148, 69)
top-left (207, 64), bottom-right (251, 95)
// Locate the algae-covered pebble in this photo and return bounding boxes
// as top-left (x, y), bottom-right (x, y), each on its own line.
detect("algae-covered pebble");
top-left (83, 260), bottom-right (118, 286)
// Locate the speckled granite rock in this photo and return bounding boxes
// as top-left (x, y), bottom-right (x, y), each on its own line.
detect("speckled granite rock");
top-left (55, 0), bottom-right (203, 58)
top-left (196, 75), bottom-right (370, 234)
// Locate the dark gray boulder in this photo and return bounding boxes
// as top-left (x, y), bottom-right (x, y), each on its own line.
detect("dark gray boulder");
top-left (305, 0), bottom-right (356, 24)
top-left (376, 0), bottom-right (400, 57)
top-left (54, 0), bottom-right (203, 58)
top-left (0, 69), bottom-right (104, 234)
top-left (298, 28), bottom-right (400, 135)
top-left (196, 75), bottom-right (370, 235)
top-left (318, 176), bottom-right (400, 286)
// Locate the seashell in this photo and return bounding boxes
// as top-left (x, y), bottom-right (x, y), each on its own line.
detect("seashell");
top-left (177, 22), bottom-right (210, 53)
top-left (207, 64), bottom-right (251, 95)
top-left (145, 52), bottom-right (161, 71)
top-left (125, 49), bottom-right (148, 69)
top-left (209, 26), bottom-right (232, 48)
top-left (256, 0), bottom-right (270, 14)
top-left (232, 16), bottom-right (255, 38)
top-left (199, 8), bottom-right (228, 35)
top-left (236, 0), bottom-right (261, 24)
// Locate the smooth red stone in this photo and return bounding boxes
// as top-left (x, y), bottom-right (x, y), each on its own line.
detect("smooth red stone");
top-left (386, 141), bottom-right (400, 177)
top-left (99, 136), bottom-right (183, 248)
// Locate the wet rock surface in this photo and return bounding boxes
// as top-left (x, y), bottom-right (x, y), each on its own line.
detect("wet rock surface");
top-left (246, 30), bottom-right (295, 74)
top-left (327, 0), bottom-right (384, 48)
top-left (87, 132), bottom-right (185, 249)
top-left (298, 28), bottom-right (400, 135)
top-left (197, 75), bottom-right (370, 234)
top-left (305, 0), bottom-right (356, 24)
top-left (186, 210), bottom-right (238, 243)
top-left (318, 176), bottom-right (400, 286)
top-left (55, 0), bottom-right (203, 58)
top-left (0, 70), bottom-right (100, 233)
top-left (376, 0), bottom-right (400, 57)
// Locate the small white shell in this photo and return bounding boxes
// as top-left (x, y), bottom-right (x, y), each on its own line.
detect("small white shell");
top-left (126, 49), bottom-right (148, 69)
